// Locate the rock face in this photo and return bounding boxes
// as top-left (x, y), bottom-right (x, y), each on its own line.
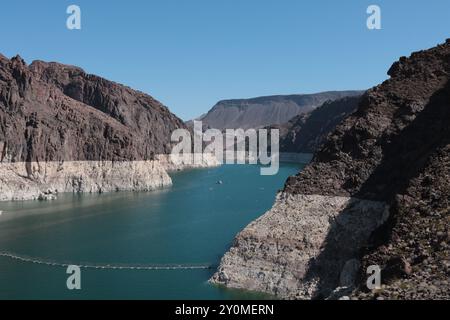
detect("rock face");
top-left (211, 40), bottom-right (450, 299)
top-left (198, 91), bottom-right (362, 130)
top-left (0, 54), bottom-right (185, 163)
top-left (276, 96), bottom-right (362, 154)
top-left (0, 160), bottom-right (170, 201)
top-left (0, 154), bottom-right (219, 201)
top-left (0, 54), bottom-right (219, 201)
top-left (212, 194), bottom-right (389, 299)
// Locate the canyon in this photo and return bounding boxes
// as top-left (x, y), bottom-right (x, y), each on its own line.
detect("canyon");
top-left (1, 40), bottom-right (448, 300)
top-left (211, 40), bottom-right (450, 300)
top-left (0, 54), bottom-right (218, 201)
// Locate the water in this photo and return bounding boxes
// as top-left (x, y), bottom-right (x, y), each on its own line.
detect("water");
top-left (0, 163), bottom-right (303, 299)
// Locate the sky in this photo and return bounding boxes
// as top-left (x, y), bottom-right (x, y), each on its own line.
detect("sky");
top-left (0, 0), bottom-right (449, 120)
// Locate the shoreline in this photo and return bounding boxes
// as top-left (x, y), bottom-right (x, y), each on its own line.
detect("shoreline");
top-left (0, 154), bottom-right (220, 202)
top-left (0, 152), bottom-right (311, 202)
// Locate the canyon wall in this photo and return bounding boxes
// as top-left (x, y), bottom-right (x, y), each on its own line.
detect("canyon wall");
top-left (0, 54), bottom-right (218, 201)
top-left (0, 154), bottom-right (219, 201)
top-left (212, 40), bottom-right (450, 300)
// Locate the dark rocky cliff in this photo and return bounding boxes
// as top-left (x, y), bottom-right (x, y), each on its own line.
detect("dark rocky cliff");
top-left (284, 39), bottom-right (450, 299)
top-left (275, 95), bottom-right (362, 154)
top-left (0, 54), bottom-right (186, 163)
top-left (212, 40), bottom-right (450, 300)
top-left (285, 40), bottom-right (450, 201)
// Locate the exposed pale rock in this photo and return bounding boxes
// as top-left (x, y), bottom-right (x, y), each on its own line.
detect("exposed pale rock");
top-left (212, 40), bottom-right (450, 300)
top-left (0, 160), bottom-right (170, 201)
top-left (211, 194), bottom-right (389, 299)
top-left (0, 154), bottom-right (220, 201)
top-left (156, 153), bottom-right (220, 172)
top-left (0, 53), bottom-right (220, 202)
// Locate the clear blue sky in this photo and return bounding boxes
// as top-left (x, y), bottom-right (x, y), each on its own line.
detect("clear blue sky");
top-left (1, 1), bottom-right (449, 120)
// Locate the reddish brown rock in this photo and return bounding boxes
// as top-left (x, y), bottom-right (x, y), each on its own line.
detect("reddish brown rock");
top-left (0, 54), bottom-right (186, 163)
top-left (213, 40), bottom-right (450, 300)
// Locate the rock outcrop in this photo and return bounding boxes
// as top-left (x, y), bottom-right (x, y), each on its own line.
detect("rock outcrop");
top-left (0, 54), bottom-right (185, 163)
top-left (0, 160), bottom-right (170, 201)
top-left (0, 54), bottom-right (218, 201)
top-left (197, 91), bottom-right (362, 130)
top-left (212, 194), bottom-right (389, 299)
top-left (211, 40), bottom-right (450, 299)
top-left (276, 95), bottom-right (362, 154)
top-left (0, 154), bottom-right (219, 201)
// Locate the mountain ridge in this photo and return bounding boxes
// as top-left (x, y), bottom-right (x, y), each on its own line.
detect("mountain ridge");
top-left (196, 90), bottom-right (363, 130)
top-left (274, 95), bottom-right (362, 154)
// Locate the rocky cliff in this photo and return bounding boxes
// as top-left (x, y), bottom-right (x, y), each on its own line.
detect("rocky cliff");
top-left (211, 40), bottom-right (450, 300)
top-left (198, 91), bottom-right (362, 130)
top-left (0, 55), bottom-right (185, 162)
top-left (276, 96), bottom-right (362, 154)
top-left (0, 54), bottom-right (218, 201)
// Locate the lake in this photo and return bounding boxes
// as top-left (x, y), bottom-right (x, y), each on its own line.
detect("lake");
top-left (0, 163), bottom-right (303, 299)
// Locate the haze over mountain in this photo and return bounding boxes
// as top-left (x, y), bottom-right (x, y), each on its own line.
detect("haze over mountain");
top-left (195, 91), bottom-right (363, 130)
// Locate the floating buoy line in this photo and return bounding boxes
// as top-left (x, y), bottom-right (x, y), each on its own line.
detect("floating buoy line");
top-left (0, 251), bottom-right (213, 270)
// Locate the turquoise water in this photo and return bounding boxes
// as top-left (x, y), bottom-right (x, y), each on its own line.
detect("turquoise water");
top-left (0, 163), bottom-right (302, 299)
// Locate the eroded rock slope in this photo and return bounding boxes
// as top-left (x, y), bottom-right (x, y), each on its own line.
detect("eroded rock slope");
top-left (212, 40), bottom-right (450, 300)
top-left (0, 54), bottom-right (217, 201)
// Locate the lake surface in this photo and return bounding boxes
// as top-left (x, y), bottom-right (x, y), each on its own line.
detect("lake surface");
top-left (0, 163), bottom-right (303, 299)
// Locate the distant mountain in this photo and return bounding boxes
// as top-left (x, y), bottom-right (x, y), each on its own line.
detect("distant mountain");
top-left (197, 91), bottom-right (363, 130)
top-left (275, 95), bottom-right (362, 153)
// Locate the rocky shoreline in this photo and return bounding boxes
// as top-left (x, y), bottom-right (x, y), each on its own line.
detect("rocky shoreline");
top-left (211, 193), bottom-right (389, 299)
top-left (211, 40), bottom-right (450, 300)
top-left (0, 54), bottom-right (221, 202)
top-left (0, 154), bottom-right (219, 202)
